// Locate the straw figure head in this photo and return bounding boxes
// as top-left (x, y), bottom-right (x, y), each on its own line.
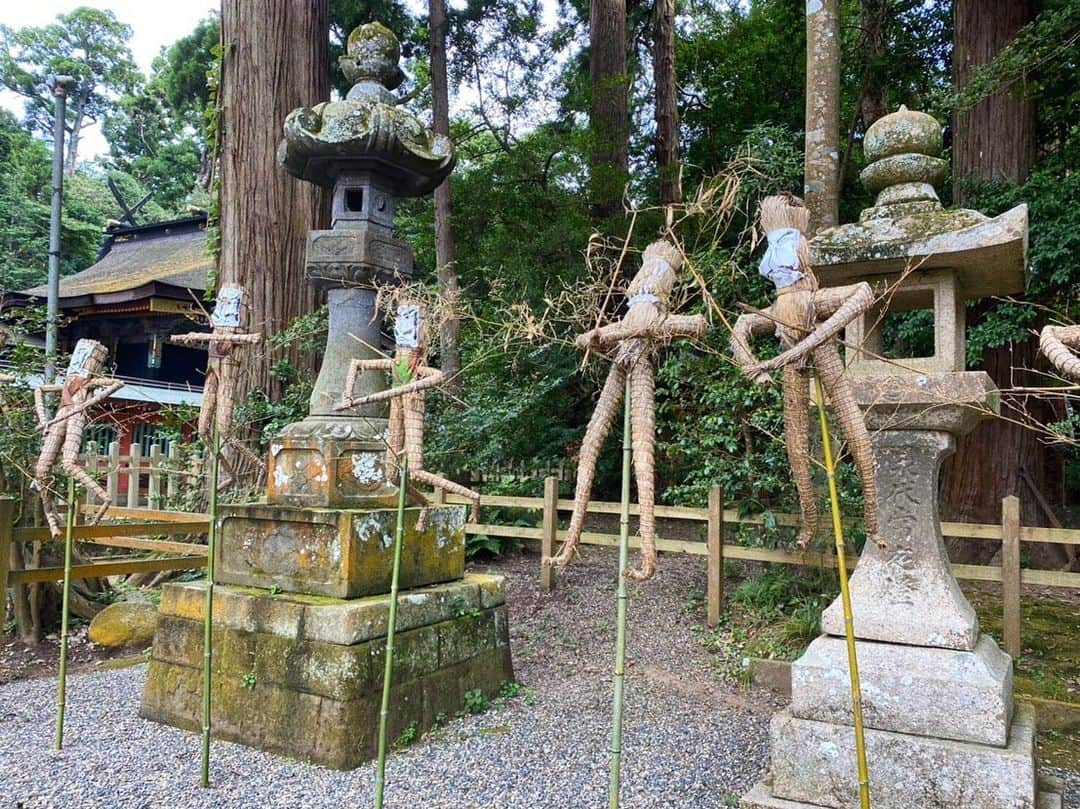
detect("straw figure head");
top-left (393, 299), bottom-right (428, 357)
top-left (210, 285), bottom-right (246, 333)
top-left (758, 193), bottom-right (816, 289)
top-left (622, 240), bottom-right (683, 334)
top-left (66, 339), bottom-right (107, 379)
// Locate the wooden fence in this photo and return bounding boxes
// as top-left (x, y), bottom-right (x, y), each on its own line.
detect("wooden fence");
top-left (80, 441), bottom-right (203, 509)
top-left (1, 499), bottom-right (209, 589)
top-left (441, 478), bottom-right (1080, 658)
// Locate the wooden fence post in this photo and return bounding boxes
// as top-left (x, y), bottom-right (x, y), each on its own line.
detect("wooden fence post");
top-left (83, 441), bottom-right (99, 507)
top-left (432, 484), bottom-right (446, 505)
top-left (127, 444), bottom-right (142, 508)
top-left (148, 444), bottom-right (163, 509)
top-left (1002, 494), bottom-right (1021, 657)
top-left (541, 476), bottom-right (557, 592)
top-left (107, 441), bottom-right (121, 505)
top-left (707, 485), bottom-right (724, 626)
top-left (166, 441), bottom-right (180, 501)
top-left (0, 496), bottom-right (14, 592)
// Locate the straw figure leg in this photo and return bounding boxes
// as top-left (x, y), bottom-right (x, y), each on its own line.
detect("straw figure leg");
top-left (812, 342), bottom-right (881, 546)
top-left (58, 412), bottom-right (110, 524)
top-left (384, 397), bottom-right (405, 484)
top-left (1041, 324), bottom-right (1080, 379)
top-left (35, 421), bottom-right (66, 537)
top-left (549, 363), bottom-right (627, 568)
top-left (626, 355), bottom-right (657, 581)
top-left (783, 364), bottom-right (818, 548)
top-left (197, 366), bottom-right (218, 444)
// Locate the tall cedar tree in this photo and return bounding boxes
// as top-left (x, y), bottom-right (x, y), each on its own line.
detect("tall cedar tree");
top-left (653, 0), bottom-right (681, 206)
top-left (804, 0), bottom-right (839, 233)
top-left (217, 1), bottom-right (330, 417)
top-left (429, 0), bottom-right (462, 395)
top-left (940, 0), bottom-right (1067, 566)
top-left (589, 0), bottom-right (629, 219)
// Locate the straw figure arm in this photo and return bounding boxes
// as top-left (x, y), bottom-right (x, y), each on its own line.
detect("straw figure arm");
top-left (1040, 324), bottom-right (1080, 380)
top-left (335, 357), bottom-right (396, 410)
top-left (34, 383), bottom-right (63, 428)
top-left (751, 281), bottom-right (873, 374)
top-left (730, 310), bottom-right (778, 385)
top-left (339, 366), bottom-right (447, 409)
top-left (660, 314), bottom-right (709, 339)
top-left (43, 380), bottom-right (124, 431)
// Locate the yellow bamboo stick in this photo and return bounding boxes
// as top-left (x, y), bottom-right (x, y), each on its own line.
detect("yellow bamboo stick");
top-left (814, 374), bottom-right (871, 809)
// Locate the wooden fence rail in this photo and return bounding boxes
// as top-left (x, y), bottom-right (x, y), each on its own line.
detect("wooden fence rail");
top-left (440, 477), bottom-right (1080, 656)
top-left (1, 499), bottom-right (208, 587)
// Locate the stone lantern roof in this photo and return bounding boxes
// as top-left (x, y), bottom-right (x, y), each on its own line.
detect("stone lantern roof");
top-left (811, 106), bottom-right (1027, 299)
top-left (277, 22), bottom-right (455, 195)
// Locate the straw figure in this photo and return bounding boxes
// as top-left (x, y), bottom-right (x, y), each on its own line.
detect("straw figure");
top-left (1040, 325), bottom-right (1080, 380)
top-left (334, 300), bottom-right (481, 519)
top-left (33, 339), bottom-right (124, 536)
top-left (546, 240), bottom-right (708, 581)
top-left (730, 193), bottom-right (880, 548)
top-left (172, 286), bottom-right (262, 486)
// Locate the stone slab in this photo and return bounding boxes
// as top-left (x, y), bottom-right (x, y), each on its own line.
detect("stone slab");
top-left (216, 503), bottom-right (465, 598)
top-left (741, 776), bottom-right (1063, 809)
top-left (821, 429), bottom-right (980, 650)
top-left (852, 372), bottom-right (999, 432)
top-left (791, 634), bottom-right (1013, 746)
top-left (768, 703), bottom-right (1039, 809)
top-left (158, 573), bottom-right (506, 646)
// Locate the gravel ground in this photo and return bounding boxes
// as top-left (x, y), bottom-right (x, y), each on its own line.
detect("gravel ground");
top-left (0, 548), bottom-right (1076, 808)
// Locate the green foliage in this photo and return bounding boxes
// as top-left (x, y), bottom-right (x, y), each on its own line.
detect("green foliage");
top-left (462, 688), bottom-right (491, 714)
top-left (0, 7), bottom-right (140, 166)
top-left (730, 565), bottom-right (837, 619)
top-left (395, 720), bottom-right (419, 747)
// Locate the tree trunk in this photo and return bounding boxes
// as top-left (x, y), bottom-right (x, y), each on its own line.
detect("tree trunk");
top-left (952, 0), bottom-right (1036, 203)
top-left (64, 92), bottom-right (87, 177)
top-left (858, 0), bottom-right (887, 128)
top-left (652, 0), bottom-right (681, 207)
top-left (804, 0), bottom-right (839, 234)
top-left (589, 0), bottom-right (629, 220)
top-left (217, 0), bottom-right (329, 409)
top-left (429, 0), bottom-right (462, 397)
top-left (940, 340), bottom-right (1068, 569)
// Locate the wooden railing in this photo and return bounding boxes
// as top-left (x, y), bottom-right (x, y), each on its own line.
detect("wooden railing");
top-left (1, 500), bottom-right (208, 587)
top-left (80, 441), bottom-right (203, 509)
top-left (441, 479), bottom-right (1080, 658)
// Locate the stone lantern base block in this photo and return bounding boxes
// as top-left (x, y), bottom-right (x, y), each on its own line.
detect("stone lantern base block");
top-left (217, 503), bottom-right (466, 599)
top-left (140, 574), bottom-right (514, 770)
top-left (751, 703), bottom-right (1048, 809)
top-left (791, 634), bottom-right (1013, 746)
top-left (740, 774), bottom-right (1063, 809)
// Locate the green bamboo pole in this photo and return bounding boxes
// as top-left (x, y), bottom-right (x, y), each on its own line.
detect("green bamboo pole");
top-left (54, 474), bottom-right (76, 749)
top-left (200, 426), bottom-right (222, 788)
top-left (814, 374), bottom-right (871, 809)
top-left (374, 455), bottom-right (409, 809)
top-left (608, 387), bottom-right (632, 809)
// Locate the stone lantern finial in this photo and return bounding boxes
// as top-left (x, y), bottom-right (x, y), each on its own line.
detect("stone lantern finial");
top-left (340, 22), bottom-right (406, 104)
top-left (859, 105), bottom-right (948, 217)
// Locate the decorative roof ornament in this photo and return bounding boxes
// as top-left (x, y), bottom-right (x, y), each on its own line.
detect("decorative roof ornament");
top-left (278, 22), bottom-right (454, 194)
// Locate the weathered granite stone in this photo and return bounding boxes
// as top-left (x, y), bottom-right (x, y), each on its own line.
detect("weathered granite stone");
top-left (860, 152), bottom-right (949, 196)
top-left (141, 577), bottom-right (513, 769)
top-left (157, 574), bottom-right (505, 646)
top-left (768, 703), bottom-right (1039, 809)
top-left (741, 774), bottom-right (1064, 809)
top-left (862, 106), bottom-right (942, 163)
top-left (852, 372), bottom-right (1000, 433)
top-left (821, 430), bottom-right (979, 650)
top-left (791, 634), bottom-right (1013, 746)
top-left (215, 503), bottom-right (466, 598)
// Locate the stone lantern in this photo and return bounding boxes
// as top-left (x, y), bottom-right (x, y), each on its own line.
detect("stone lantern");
top-left (141, 23), bottom-right (513, 770)
top-left (743, 107), bottom-right (1063, 808)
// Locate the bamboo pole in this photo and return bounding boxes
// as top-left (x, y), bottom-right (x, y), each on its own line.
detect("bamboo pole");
top-left (375, 455), bottom-right (409, 809)
top-left (55, 475), bottom-right (76, 749)
top-left (200, 427), bottom-right (222, 788)
top-left (608, 388), bottom-right (632, 809)
top-left (814, 375), bottom-right (870, 808)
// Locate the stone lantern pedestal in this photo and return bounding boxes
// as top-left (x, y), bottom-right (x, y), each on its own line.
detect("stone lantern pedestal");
top-left (743, 108), bottom-right (1062, 808)
top-left (141, 23), bottom-right (513, 768)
